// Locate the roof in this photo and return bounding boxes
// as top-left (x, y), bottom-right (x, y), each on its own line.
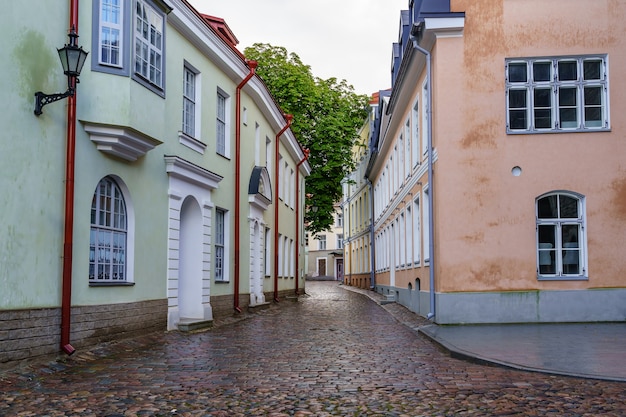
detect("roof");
top-left (200, 14), bottom-right (239, 48)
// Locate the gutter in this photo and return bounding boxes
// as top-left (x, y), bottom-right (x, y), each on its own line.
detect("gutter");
top-left (294, 148), bottom-right (310, 295)
top-left (273, 114), bottom-right (293, 302)
top-left (60, 0), bottom-right (80, 356)
top-left (410, 29), bottom-right (436, 321)
top-left (233, 60), bottom-right (258, 313)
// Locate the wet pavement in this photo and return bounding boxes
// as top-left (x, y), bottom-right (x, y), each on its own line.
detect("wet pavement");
top-left (1, 281), bottom-right (625, 416)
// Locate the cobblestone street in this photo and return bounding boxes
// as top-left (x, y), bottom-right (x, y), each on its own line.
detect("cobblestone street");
top-left (1, 281), bottom-right (624, 416)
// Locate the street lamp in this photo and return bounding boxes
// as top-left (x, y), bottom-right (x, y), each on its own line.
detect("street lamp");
top-left (34, 27), bottom-right (89, 116)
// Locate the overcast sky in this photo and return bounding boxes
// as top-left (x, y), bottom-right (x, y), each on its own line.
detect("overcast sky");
top-left (187, 0), bottom-right (408, 96)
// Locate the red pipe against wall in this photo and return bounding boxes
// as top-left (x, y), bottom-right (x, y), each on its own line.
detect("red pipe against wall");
top-left (233, 60), bottom-right (258, 313)
top-left (273, 114), bottom-right (293, 302)
top-left (60, 0), bottom-right (80, 356)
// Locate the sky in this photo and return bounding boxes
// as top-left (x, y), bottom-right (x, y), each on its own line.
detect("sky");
top-left (187, 0), bottom-right (408, 96)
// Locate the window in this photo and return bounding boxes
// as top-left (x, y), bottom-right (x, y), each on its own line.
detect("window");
top-left (215, 208), bottom-right (226, 281)
top-left (412, 98), bottom-right (420, 167)
top-left (421, 81), bottom-right (428, 156)
top-left (405, 120), bottom-right (411, 176)
top-left (536, 192), bottom-right (586, 279)
top-left (134, 0), bottom-right (164, 88)
top-left (265, 137), bottom-right (272, 172)
top-left (90, 177), bottom-right (127, 283)
top-left (423, 189), bottom-right (430, 264)
top-left (337, 213), bottom-right (343, 228)
top-left (318, 235), bottom-right (327, 251)
top-left (506, 56), bottom-right (608, 133)
top-left (264, 227), bottom-right (271, 277)
top-left (216, 91), bottom-right (228, 156)
top-left (337, 234), bottom-right (344, 249)
top-left (99, 0), bottom-right (123, 67)
top-left (413, 197), bottom-right (420, 264)
top-left (182, 65), bottom-right (196, 137)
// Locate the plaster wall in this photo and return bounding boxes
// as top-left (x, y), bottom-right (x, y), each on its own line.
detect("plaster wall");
top-left (433, 0), bottom-right (626, 293)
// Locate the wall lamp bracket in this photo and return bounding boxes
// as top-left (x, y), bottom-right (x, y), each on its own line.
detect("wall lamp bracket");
top-left (34, 27), bottom-right (88, 116)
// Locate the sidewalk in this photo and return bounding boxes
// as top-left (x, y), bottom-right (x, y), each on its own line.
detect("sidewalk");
top-left (340, 284), bottom-right (626, 382)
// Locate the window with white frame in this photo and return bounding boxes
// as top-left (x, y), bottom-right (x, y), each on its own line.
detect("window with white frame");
top-left (182, 65), bottom-right (196, 137)
top-left (254, 123), bottom-right (261, 166)
top-left (216, 90), bottom-right (229, 156)
top-left (506, 55), bottom-right (608, 133)
top-left (318, 235), bottom-right (326, 251)
top-left (399, 212), bottom-right (406, 267)
top-left (405, 119), bottom-right (411, 176)
top-left (264, 227), bottom-right (271, 277)
top-left (278, 234), bottom-right (283, 277)
top-left (215, 208), bottom-right (226, 281)
top-left (278, 155), bottom-right (284, 200)
top-left (265, 137), bottom-right (272, 171)
top-left (423, 188), bottom-right (430, 263)
top-left (421, 81), bottom-right (429, 156)
top-left (406, 205), bottom-right (413, 265)
top-left (337, 234), bottom-right (343, 249)
top-left (90, 177), bottom-right (127, 283)
top-left (412, 98), bottom-right (420, 167)
top-left (536, 192), bottom-right (586, 279)
top-left (337, 212), bottom-right (343, 228)
top-left (134, 0), bottom-right (164, 88)
top-left (413, 196), bottom-right (421, 264)
top-left (99, 0), bottom-right (123, 67)
top-left (289, 168), bottom-right (295, 208)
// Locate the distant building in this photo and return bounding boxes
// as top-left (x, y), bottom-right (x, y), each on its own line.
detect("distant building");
top-left (341, 93), bottom-right (380, 289)
top-left (307, 204), bottom-right (344, 280)
top-left (360, 0), bottom-right (626, 324)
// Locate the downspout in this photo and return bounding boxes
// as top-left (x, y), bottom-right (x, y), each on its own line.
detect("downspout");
top-left (367, 178), bottom-right (376, 290)
top-left (233, 60), bottom-right (258, 313)
top-left (60, 0), bottom-right (80, 356)
top-left (294, 148), bottom-right (310, 295)
top-left (410, 36), bottom-right (435, 320)
top-left (273, 114), bottom-right (293, 302)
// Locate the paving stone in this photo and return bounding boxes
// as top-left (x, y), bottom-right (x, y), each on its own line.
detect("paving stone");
top-left (0, 281), bottom-right (624, 416)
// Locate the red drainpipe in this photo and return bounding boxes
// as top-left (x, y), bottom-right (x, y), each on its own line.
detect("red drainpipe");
top-left (60, 0), bottom-right (80, 356)
top-left (234, 60), bottom-right (257, 313)
top-left (273, 114), bottom-right (293, 302)
top-left (294, 148), bottom-right (310, 296)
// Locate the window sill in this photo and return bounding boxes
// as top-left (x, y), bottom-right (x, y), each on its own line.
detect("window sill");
top-left (89, 281), bottom-right (135, 287)
top-left (507, 127), bottom-right (610, 135)
top-left (538, 275), bottom-right (588, 281)
top-left (215, 280), bottom-right (230, 284)
top-left (178, 131), bottom-right (207, 154)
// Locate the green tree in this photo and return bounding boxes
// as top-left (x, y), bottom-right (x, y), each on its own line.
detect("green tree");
top-left (244, 43), bottom-right (368, 235)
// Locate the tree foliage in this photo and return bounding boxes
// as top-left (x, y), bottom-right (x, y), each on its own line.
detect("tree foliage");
top-left (244, 43), bottom-right (369, 235)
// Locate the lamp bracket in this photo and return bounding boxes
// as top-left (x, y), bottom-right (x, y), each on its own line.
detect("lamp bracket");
top-left (34, 88), bottom-right (75, 116)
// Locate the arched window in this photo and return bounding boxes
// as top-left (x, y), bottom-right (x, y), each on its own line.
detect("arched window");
top-left (536, 192), bottom-right (586, 279)
top-left (90, 177), bottom-right (127, 282)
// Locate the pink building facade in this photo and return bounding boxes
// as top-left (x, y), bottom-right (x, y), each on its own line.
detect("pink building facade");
top-left (366, 0), bottom-right (626, 323)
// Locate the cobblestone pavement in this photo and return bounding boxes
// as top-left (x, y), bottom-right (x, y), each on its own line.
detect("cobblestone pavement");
top-left (1, 281), bottom-right (624, 416)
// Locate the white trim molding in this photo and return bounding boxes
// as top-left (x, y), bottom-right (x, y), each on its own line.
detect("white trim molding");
top-left (82, 121), bottom-right (163, 161)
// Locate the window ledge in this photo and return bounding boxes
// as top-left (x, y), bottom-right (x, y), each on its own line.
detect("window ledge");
top-left (82, 121), bottom-right (163, 162)
top-left (538, 275), bottom-right (588, 281)
top-left (178, 131), bottom-right (207, 154)
top-left (215, 280), bottom-right (230, 284)
top-left (89, 281), bottom-right (136, 287)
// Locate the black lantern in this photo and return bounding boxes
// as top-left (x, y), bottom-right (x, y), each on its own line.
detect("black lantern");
top-left (34, 28), bottom-right (89, 116)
